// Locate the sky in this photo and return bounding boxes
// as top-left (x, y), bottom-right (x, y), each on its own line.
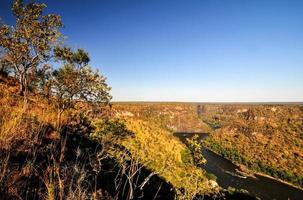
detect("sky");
top-left (1, 0), bottom-right (303, 102)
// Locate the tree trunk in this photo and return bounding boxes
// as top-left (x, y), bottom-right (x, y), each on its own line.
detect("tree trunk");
top-left (19, 73), bottom-right (28, 109)
top-left (19, 76), bottom-right (25, 96)
top-left (57, 108), bottom-right (64, 129)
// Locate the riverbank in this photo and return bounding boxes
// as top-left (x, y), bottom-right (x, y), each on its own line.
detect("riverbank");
top-left (203, 145), bottom-right (303, 192)
top-left (200, 145), bottom-right (303, 200)
top-left (176, 131), bottom-right (303, 194)
top-left (254, 172), bottom-right (303, 191)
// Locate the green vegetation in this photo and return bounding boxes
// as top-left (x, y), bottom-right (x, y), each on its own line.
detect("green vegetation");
top-left (198, 104), bottom-right (303, 188)
top-left (1, 0), bottom-right (301, 199)
top-left (203, 139), bottom-right (247, 164)
top-left (0, 1), bottom-right (221, 199)
top-left (186, 135), bottom-right (206, 166)
top-left (120, 119), bottom-right (215, 199)
top-left (180, 148), bottom-right (194, 166)
top-left (114, 103), bottom-right (303, 191)
top-left (204, 127), bottom-right (303, 188)
top-left (0, 0), bottom-right (62, 102)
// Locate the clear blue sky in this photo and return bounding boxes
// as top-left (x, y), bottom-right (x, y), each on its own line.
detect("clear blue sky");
top-left (1, 0), bottom-right (303, 102)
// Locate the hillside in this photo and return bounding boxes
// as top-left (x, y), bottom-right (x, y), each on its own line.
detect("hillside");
top-left (112, 103), bottom-right (211, 133)
top-left (1, 1), bottom-right (301, 199)
top-left (113, 103), bottom-right (303, 189)
top-left (201, 104), bottom-right (303, 188)
top-left (0, 1), bottom-right (253, 198)
top-left (0, 79), bottom-right (260, 199)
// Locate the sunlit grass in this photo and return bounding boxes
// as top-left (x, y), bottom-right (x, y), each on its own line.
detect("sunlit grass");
top-left (120, 118), bottom-right (213, 199)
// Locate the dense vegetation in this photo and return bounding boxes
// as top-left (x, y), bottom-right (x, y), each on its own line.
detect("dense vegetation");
top-left (0, 1), bottom-right (238, 199)
top-left (114, 103), bottom-right (303, 193)
top-left (112, 103), bottom-right (211, 133)
top-left (201, 104), bottom-right (303, 188)
top-left (2, 1), bottom-right (300, 199)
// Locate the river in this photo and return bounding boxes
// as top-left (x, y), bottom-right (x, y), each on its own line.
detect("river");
top-left (174, 132), bottom-right (303, 200)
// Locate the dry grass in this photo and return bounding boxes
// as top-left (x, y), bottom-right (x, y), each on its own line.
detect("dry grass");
top-left (119, 118), bottom-right (214, 199)
top-left (0, 83), bottom-right (62, 146)
top-left (0, 81), bottom-right (219, 199)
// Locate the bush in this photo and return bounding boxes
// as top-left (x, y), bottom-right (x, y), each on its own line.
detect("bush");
top-left (92, 118), bottom-right (133, 144)
top-left (205, 172), bottom-right (217, 181)
top-left (180, 149), bottom-right (193, 166)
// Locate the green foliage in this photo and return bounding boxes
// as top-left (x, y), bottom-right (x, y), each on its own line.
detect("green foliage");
top-left (92, 118), bottom-right (133, 144)
top-left (0, 0), bottom-right (62, 98)
top-left (186, 134), bottom-right (206, 166)
top-left (205, 172), bottom-right (217, 181)
top-left (204, 138), bottom-right (303, 187)
top-left (201, 104), bottom-right (303, 189)
top-left (0, 1), bottom-right (111, 113)
top-left (203, 138), bottom-right (245, 163)
top-left (252, 161), bottom-right (303, 187)
top-left (121, 119), bottom-right (213, 199)
top-left (51, 48), bottom-right (111, 113)
top-left (54, 47), bottom-right (90, 66)
top-left (180, 149), bottom-right (193, 165)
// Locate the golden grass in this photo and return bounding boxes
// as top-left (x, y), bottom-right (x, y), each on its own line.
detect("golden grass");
top-left (120, 118), bottom-right (212, 199)
top-left (0, 83), bottom-right (62, 145)
top-left (0, 82), bottom-right (215, 198)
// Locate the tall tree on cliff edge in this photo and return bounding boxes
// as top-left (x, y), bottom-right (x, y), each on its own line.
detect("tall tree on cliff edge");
top-left (0, 0), bottom-right (62, 104)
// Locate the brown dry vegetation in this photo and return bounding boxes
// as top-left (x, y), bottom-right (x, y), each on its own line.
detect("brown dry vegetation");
top-left (0, 77), bottom-right (177, 200)
top-left (0, 82), bottom-right (58, 146)
top-left (0, 75), bottom-right (228, 200)
top-left (0, 1), bottom-right (224, 198)
top-left (112, 103), bottom-right (211, 133)
top-left (113, 103), bottom-right (303, 189)
top-left (0, 78), bottom-right (247, 200)
top-left (0, 1), bottom-right (277, 199)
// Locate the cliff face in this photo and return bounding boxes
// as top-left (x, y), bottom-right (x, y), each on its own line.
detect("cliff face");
top-left (112, 103), bottom-right (211, 133)
top-left (113, 103), bottom-right (303, 188)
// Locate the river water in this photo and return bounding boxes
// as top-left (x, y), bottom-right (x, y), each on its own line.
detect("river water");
top-left (174, 132), bottom-right (303, 200)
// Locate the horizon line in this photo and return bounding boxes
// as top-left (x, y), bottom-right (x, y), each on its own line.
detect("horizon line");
top-left (111, 101), bottom-right (303, 105)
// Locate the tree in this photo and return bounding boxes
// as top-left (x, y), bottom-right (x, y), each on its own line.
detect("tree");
top-left (186, 135), bottom-right (206, 166)
top-left (52, 47), bottom-right (111, 125)
top-left (0, 0), bottom-right (62, 103)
